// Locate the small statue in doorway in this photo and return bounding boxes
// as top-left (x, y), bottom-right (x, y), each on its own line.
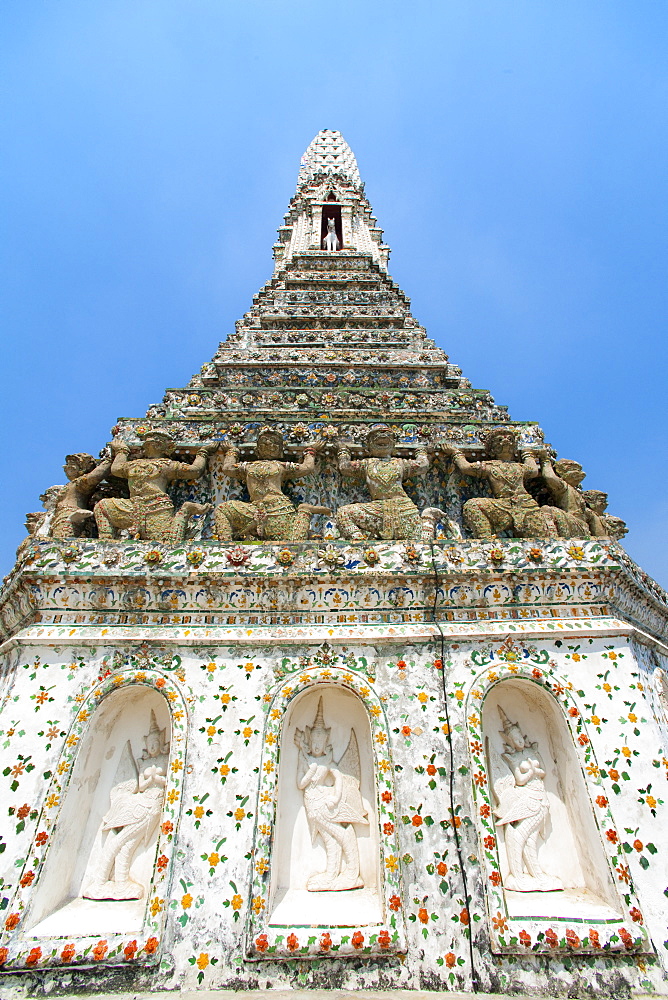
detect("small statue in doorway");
top-left (84, 712), bottom-right (170, 901)
top-left (294, 698), bottom-right (369, 891)
top-left (440, 429), bottom-right (557, 539)
top-left (49, 453), bottom-right (113, 539)
top-left (323, 217), bottom-right (339, 251)
top-left (492, 707), bottom-right (562, 892)
top-left (214, 429), bottom-right (330, 541)
top-left (582, 490), bottom-right (628, 541)
top-left (94, 432), bottom-right (215, 543)
top-left (336, 425), bottom-right (429, 540)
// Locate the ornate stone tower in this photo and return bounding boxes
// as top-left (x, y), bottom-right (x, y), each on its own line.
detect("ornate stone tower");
top-left (1, 130), bottom-right (667, 997)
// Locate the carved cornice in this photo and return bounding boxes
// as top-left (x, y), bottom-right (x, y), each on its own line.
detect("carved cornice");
top-left (1, 540), bottom-right (665, 645)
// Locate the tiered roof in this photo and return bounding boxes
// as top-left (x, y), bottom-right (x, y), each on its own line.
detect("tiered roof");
top-left (129, 130), bottom-right (526, 458)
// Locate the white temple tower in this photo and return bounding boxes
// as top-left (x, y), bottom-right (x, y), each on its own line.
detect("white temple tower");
top-left (1, 130), bottom-right (667, 997)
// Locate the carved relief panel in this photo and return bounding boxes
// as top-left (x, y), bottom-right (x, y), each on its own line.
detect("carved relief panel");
top-left (464, 664), bottom-right (654, 956)
top-left (1, 664), bottom-right (188, 972)
top-left (246, 666), bottom-right (407, 960)
top-left (25, 686), bottom-right (171, 938)
top-left (273, 687), bottom-right (380, 925)
top-left (489, 705), bottom-right (562, 893)
top-left (483, 680), bottom-right (617, 912)
top-left (82, 708), bottom-right (170, 903)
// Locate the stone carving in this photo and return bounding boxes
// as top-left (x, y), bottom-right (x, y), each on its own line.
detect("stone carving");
top-left (39, 485), bottom-right (66, 520)
top-left (323, 218), bottom-right (339, 251)
top-left (441, 429), bottom-right (557, 539)
top-left (582, 490), bottom-right (628, 541)
top-left (294, 697), bottom-right (368, 891)
top-left (539, 458), bottom-right (603, 539)
top-left (420, 506), bottom-right (462, 542)
top-left (335, 425), bottom-right (429, 540)
top-left (50, 453), bottom-right (113, 539)
top-left (84, 712), bottom-right (169, 901)
top-left (492, 707), bottom-right (562, 892)
top-left (16, 486), bottom-right (63, 557)
top-left (214, 429), bottom-right (330, 541)
top-left (94, 432), bottom-right (214, 543)
top-left (652, 667), bottom-right (668, 727)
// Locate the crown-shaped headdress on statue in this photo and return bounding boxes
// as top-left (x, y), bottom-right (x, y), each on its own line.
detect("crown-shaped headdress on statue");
top-left (582, 489), bottom-right (607, 504)
top-left (256, 426), bottom-right (284, 458)
top-left (366, 423), bottom-right (395, 448)
top-left (498, 706), bottom-right (526, 750)
top-left (305, 697), bottom-right (331, 754)
top-left (144, 710), bottom-right (168, 752)
top-left (64, 453), bottom-right (97, 473)
top-left (484, 427), bottom-right (518, 459)
top-left (138, 428), bottom-right (176, 451)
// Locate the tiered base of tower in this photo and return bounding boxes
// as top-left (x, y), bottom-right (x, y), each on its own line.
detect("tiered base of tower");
top-left (1, 536), bottom-right (667, 996)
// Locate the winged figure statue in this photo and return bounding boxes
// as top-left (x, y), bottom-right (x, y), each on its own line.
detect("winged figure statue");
top-left (83, 711), bottom-right (169, 901)
top-left (294, 697), bottom-right (369, 891)
top-left (492, 707), bottom-right (562, 892)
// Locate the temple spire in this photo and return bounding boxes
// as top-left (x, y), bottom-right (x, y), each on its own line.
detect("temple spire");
top-left (273, 129), bottom-right (390, 271)
top-left (297, 130), bottom-right (362, 192)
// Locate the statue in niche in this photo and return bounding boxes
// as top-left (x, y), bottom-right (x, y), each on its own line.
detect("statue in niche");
top-left (84, 712), bottom-right (170, 901)
top-left (49, 453), bottom-right (113, 539)
top-left (582, 490), bottom-right (628, 541)
top-left (214, 429), bottom-right (330, 541)
top-left (538, 458), bottom-right (604, 539)
top-left (335, 425), bottom-right (429, 540)
top-left (323, 218), bottom-right (339, 251)
top-left (294, 698), bottom-right (368, 891)
top-left (492, 707), bottom-right (562, 892)
top-left (94, 432), bottom-right (215, 543)
top-left (440, 429), bottom-right (557, 539)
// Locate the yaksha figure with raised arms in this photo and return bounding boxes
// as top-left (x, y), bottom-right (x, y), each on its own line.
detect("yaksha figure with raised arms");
top-left (336, 424), bottom-right (429, 540)
top-left (84, 711), bottom-right (170, 901)
top-left (213, 428), bottom-right (330, 541)
top-left (493, 707), bottom-right (562, 893)
top-left (49, 452), bottom-right (112, 539)
top-left (17, 486), bottom-right (69, 558)
top-left (582, 490), bottom-right (628, 541)
top-left (295, 698), bottom-right (369, 892)
top-left (94, 431), bottom-right (215, 543)
top-left (539, 457), bottom-right (604, 539)
top-left (441, 428), bottom-right (557, 539)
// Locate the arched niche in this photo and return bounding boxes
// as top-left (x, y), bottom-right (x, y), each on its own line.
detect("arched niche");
top-left (320, 203), bottom-right (343, 249)
top-left (482, 678), bottom-right (620, 920)
top-left (25, 684), bottom-right (172, 938)
top-left (271, 684), bottom-right (381, 927)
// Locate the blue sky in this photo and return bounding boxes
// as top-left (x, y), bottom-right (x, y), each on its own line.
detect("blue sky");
top-left (1, 1), bottom-right (666, 583)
